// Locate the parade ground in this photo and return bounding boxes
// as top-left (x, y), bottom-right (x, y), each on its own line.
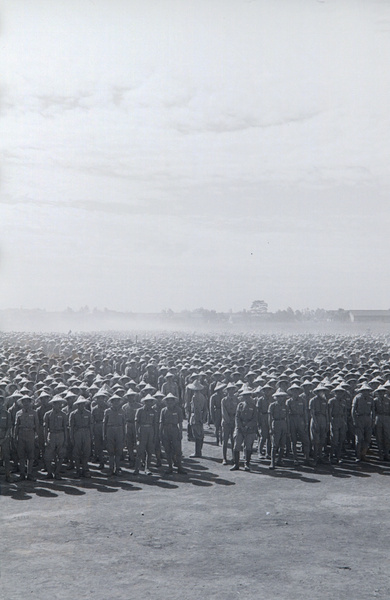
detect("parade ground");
top-left (1, 428), bottom-right (390, 600)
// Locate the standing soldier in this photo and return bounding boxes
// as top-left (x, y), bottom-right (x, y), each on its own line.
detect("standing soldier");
top-left (352, 383), bottom-right (374, 462)
top-left (161, 372), bottom-right (180, 399)
top-left (221, 383), bottom-right (239, 465)
top-left (153, 391), bottom-right (165, 467)
top-left (134, 394), bottom-right (156, 475)
top-left (257, 384), bottom-right (273, 459)
top-left (14, 395), bottom-right (40, 481)
top-left (0, 394), bottom-right (12, 482)
top-left (160, 393), bottom-right (187, 475)
top-left (122, 389), bottom-right (141, 468)
top-left (309, 384), bottom-right (329, 466)
top-left (91, 390), bottom-right (108, 469)
top-left (210, 382), bottom-right (225, 445)
top-left (43, 395), bottom-right (67, 480)
top-left (69, 396), bottom-right (93, 478)
top-left (231, 388), bottom-right (258, 472)
top-left (103, 395), bottom-right (125, 476)
top-left (328, 386), bottom-right (348, 464)
top-left (188, 380), bottom-right (208, 458)
top-left (373, 385), bottom-right (390, 461)
top-left (268, 391), bottom-right (288, 470)
top-left (286, 383), bottom-right (310, 466)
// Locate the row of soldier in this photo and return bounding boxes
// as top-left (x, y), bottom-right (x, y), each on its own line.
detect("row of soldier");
top-left (1, 331), bottom-right (390, 482)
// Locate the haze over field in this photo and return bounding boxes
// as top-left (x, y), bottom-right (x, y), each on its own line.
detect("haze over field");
top-left (1, 0), bottom-right (390, 313)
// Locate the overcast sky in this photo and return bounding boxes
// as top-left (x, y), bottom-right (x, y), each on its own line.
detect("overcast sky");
top-left (1, 0), bottom-right (390, 313)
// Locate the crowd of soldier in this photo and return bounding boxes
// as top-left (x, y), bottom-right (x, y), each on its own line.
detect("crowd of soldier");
top-left (1, 331), bottom-right (390, 483)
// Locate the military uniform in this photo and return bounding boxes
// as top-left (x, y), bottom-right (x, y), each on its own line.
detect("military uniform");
top-left (134, 398), bottom-right (156, 474)
top-left (210, 391), bottom-right (223, 445)
top-left (328, 392), bottom-right (347, 463)
top-left (122, 398), bottom-right (141, 467)
top-left (103, 400), bottom-right (125, 475)
top-left (268, 396), bottom-right (288, 469)
top-left (232, 395), bottom-right (258, 471)
top-left (309, 392), bottom-right (329, 464)
top-left (43, 403), bottom-right (67, 478)
top-left (0, 402), bottom-right (12, 481)
top-left (91, 401), bottom-right (107, 468)
top-left (256, 394), bottom-right (271, 458)
top-left (69, 403), bottom-right (92, 477)
top-left (221, 393), bottom-right (239, 464)
top-left (160, 398), bottom-right (186, 474)
top-left (374, 391), bottom-right (390, 460)
top-left (15, 401), bottom-right (39, 480)
top-left (189, 390), bottom-right (208, 457)
top-left (286, 395), bottom-right (310, 464)
top-left (352, 388), bottom-right (374, 461)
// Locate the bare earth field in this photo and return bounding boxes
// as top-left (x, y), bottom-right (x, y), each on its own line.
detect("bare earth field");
top-left (1, 428), bottom-right (390, 600)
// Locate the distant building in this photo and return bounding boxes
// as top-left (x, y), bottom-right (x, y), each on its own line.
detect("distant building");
top-left (349, 310), bottom-right (390, 323)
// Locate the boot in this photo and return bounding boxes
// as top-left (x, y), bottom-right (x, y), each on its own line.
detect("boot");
top-left (190, 440), bottom-right (202, 458)
top-left (230, 451), bottom-right (240, 471)
top-left (244, 450), bottom-right (251, 471)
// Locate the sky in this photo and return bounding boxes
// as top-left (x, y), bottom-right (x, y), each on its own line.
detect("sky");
top-left (1, 0), bottom-right (390, 313)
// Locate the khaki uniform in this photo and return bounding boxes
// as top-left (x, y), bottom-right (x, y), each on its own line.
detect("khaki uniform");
top-left (122, 401), bottom-right (140, 466)
top-left (221, 394), bottom-right (239, 462)
top-left (43, 409), bottom-right (67, 477)
top-left (286, 395), bottom-right (310, 462)
top-left (352, 392), bottom-right (374, 460)
top-left (103, 407), bottom-right (125, 474)
top-left (268, 401), bottom-right (287, 468)
top-left (15, 407), bottom-right (39, 478)
top-left (135, 405), bottom-right (156, 472)
top-left (91, 403), bottom-right (106, 466)
top-left (374, 394), bottom-right (390, 460)
top-left (69, 408), bottom-right (92, 476)
top-left (309, 395), bottom-right (328, 464)
top-left (0, 406), bottom-right (12, 480)
top-left (160, 405), bottom-right (184, 472)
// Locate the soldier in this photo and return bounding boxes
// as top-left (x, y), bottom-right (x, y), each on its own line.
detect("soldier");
top-left (134, 394), bottom-right (156, 475)
top-left (257, 384), bottom-right (273, 459)
top-left (14, 395), bottom-right (39, 481)
top-left (122, 389), bottom-right (141, 468)
top-left (352, 383), bottom-right (374, 462)
top-left (161, 372), bottom-right (180, 399)
top-left (286, 383), bottom-right (310, 466)
top-left (309, 384), bottom-right (329, 466)
top-left (268, 391), bottom-right (288, 470)
top-left (231, 388), bottom-right (258, 472)
top-left (0, 394), bottom-right (12, 482)
top-left (91, 390), bottom-right (108, 469)
top-left (328, 385), bottom-right (348, 464)
top-left (69, 396), bottom-right (93, 477)
top-left (103, 395), bottom-right (125, 476)
top-left (160, 393), bottom-right (187, 475)
top-left (209, 382), bottom-right (225, 445)
top-left (221, 383), bottom-right (239, 465)
top-left (152, 391), bottom-right (165, 467)
top-left (43, 395), bottom-right (67, 479)
top-left (373, 385), bottom-right (390, 461)
top-left (188, 380), bottom-right (208, 458)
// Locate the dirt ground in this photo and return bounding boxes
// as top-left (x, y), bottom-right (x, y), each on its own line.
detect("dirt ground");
top-left (1, 428), bottom-right (390, 600)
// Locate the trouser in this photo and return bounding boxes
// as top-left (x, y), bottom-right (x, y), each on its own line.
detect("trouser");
top-left (0, 437), bottom-right (11, 477)
top-left (17, 431), bottom-right (36, 475)
top-left (136, 427), bottom-right (154, 470)
top-left (126, 423), bottom-right (137, 465)
top-left (213, 412), bottom-right (222, 443)
top-left (354, 415), bottom-right (372, 459)
top-left (330, 418), bottom-right (347, 460)
top-left (222, 422), bottom-right (235, 460)
top-left (258, 414), bottom-right (270, 456)
top-left (233, 431), bottom-right (257, 465)
top-left (310, 415), bottom-right (328, 463)
top-left (162, 427), bottom-right (182, 468)
top-left (270, 422), bottom-right (287, 467)
top-left (106, 427), bottom-right (124, 472)
top-left (45, 432), bottom-right (66, 476)
top-left (93, 423), bottom-right (104, 463)
top-left (290, 416), bottom-right (310, 461)
top-left (73, 430), bottom-right (91, 473)
top-left (375, 416), bottom-right (390, 459)
top-left (191, 423), bottom-right (204, 457)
